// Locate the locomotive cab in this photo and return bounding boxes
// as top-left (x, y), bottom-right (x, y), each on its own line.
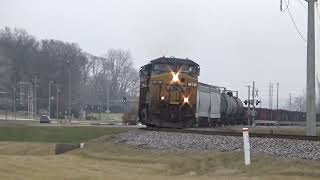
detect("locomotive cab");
top-left (138, 57), bottom-right (199, 128)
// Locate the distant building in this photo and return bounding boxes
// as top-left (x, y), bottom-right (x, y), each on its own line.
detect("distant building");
top-left (0, 91), bottom-right (11, 110)
top-left (16, 82), bottom-right (33, 107)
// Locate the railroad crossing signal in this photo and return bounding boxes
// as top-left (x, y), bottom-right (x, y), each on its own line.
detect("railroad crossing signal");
top-left (122, 97), bottom-right (127, 103)
top-left (244, 100), bottom-right (261, 106)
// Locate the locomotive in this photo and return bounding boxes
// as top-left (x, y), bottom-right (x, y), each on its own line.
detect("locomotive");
top-left (138, 57), bottom-right (245, 128)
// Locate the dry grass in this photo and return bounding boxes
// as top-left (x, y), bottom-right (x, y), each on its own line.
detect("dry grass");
top-left (0, 142), bottom-right (54, 155)
top-left (0, 129), bottom-right (320, 180)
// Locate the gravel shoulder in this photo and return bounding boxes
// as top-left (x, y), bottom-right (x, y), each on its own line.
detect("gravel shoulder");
top-left (113, 129), bottom-right (320, 160)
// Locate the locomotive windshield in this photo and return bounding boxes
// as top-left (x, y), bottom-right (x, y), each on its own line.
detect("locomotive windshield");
top-left (180, 64), bottom-right (198, 74)
top-left (152, 64), bottom-right (176, 75)
top-left (152, 63), bottom-right (198, 75)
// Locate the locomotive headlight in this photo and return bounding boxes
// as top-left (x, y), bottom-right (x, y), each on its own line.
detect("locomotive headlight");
top-left (172, 72), bottom-right (179, 83)
top-left (160, 96), bottom-right (165, 100)
top-left (183, 97), bottom-right (189, 103)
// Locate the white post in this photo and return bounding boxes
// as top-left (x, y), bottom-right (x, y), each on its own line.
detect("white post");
top-left (242, 127), bottom-right (251, 165)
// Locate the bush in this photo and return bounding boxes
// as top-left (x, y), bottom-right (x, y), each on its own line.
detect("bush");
top-left (122, 106), bottom-right (138, 125)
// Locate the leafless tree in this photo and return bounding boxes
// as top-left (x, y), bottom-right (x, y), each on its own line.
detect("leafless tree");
top-left (293, 94), bottom-right (306, 112)
top-left (101, 49), bottom-right (139, 98)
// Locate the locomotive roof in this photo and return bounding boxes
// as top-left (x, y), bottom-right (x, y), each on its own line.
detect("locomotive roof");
top-left (149, 57), bottom-right (199, 66)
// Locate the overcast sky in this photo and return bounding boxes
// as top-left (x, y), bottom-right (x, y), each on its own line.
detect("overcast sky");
top-left (1, 0), bottom-right (319, 108)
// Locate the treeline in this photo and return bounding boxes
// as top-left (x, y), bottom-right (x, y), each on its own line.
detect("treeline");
top-left (0, 27), bottom-right (139, 116)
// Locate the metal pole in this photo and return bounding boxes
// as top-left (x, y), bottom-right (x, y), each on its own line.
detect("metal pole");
top-left (28, 88), bottom-right (30, 118)
top-left (106, 86), bottom-right (110, 113)
top-left (246, 85), bottom-right (250, 125)
top-left (276, 82), bottom-right (279, 121)
top-left (270, 83), bottom-right (273, 121)
top-left (34, 75), bottom-right (37, 117)
top-left (306, 0), bottom-right (317, 136)
top-left (56, 87), bottom-right (59, 120)
top-left (289, 92), bottom-right (292, 111)
top-left (252, 81), bottom-right (255, 126)
top-left (276, 83), bottom-right (279, 110)
top-left (49, 81), bottom-right (51, 118)
top-left (67, 61), bottom-right (71, 122)
top-left (13, 85), bottom-right (16, 120)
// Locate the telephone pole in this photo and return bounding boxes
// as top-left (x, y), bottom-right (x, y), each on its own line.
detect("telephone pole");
top-left (246, 85), bottom-right (251, 125)
top-left (252, 81), bottom-right (255, 126)
top-left (289, 92), bottom-right (292, 111)
top-left (276, 82), bottom-right (279, 111)
top-left (66, 60), bottom-right (71, 122)
top-left (306, 0), bottom-right (317, 136)
top-left (48, 81), bottom-right (54, 118)
top-left (56, 87), bottom-right (59, 119)
top-left (34, 75), bottom-right (37, 117)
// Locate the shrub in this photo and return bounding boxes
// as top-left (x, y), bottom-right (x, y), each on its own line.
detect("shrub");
top-left (122, 105), bottom-right (138, 125)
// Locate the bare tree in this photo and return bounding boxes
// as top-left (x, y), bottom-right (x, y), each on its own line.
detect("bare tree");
top-left (293, 94), bottom-right (306, 112)
top-left (101, 49), bottom-right (138, 98)
top-left (0, 27), bottom-right (139, 115)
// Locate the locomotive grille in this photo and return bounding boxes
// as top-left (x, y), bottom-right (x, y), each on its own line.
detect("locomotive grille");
top-left (169, 85), bottom-right (181, 104)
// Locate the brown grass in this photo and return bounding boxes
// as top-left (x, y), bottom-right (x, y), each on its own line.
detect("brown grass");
top-left (0, 132), bottom-right (320, 180)
top-left (0, 142), bottom-right (54, 155)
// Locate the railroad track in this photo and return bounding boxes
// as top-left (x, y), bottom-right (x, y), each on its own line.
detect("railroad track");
top-left (142, 127), bottom-right (320, 141)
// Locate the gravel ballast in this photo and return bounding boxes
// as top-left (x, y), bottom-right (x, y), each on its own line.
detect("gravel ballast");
top-left (113, 129), bottom-right (320, 160)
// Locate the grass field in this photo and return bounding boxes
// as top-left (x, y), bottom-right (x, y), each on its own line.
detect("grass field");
top-left (0, 125), bottom-right (129, 143)
top-left (85, 113), bottom-right (123, 123)
top-left (0, 125), bottom-right (320, 179)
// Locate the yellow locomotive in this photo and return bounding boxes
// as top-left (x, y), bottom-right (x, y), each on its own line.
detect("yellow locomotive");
top-left (138, 57), bottom-right (199, 127)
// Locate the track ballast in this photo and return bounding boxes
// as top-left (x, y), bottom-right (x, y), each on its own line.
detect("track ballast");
top-left (142, 127), bottom-right (320, 141)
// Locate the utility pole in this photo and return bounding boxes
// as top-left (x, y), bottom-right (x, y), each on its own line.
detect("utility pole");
top-left (34, 75), bottom-right (37, 117)
top-left (276, 82), bottom-right (279, 121)
top-left (56, 87), bottom-right (59, 120)
top-left (66, 60), bottom-right (71, 122)
top-left (269, 83), bottom-right (273, 120)
top-left (13, 84), bottom-right (16, 120)
top-left (106, 86), bottom-right (110, 113)
top-left (28, 87), bottom-right (30, 119)
top-left (306, 0), bottom-right (317, 136)
top-left (252, 81), bottom-right (255, 126)
top-left (289, 92), bottom-right (292, 111)
top-left (246, 85), bottom-right (251, 125)
top-left (276, 82), bottom-right (279, 111)
top-left (48, 81), bottom-right (54, 119)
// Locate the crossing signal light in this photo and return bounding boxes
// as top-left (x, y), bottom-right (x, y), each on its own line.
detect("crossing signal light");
top-left (244, 100), bottom-right (248, 105)
top-left (122, 97), bottom-right (127, 103)
top-left (256, 100), bottom-right (261, 105)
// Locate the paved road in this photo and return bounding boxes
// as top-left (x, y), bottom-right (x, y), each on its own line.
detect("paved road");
top-left (0, 115), bottom-right (37, 121)
top-left (0, 116), bottom-right (144, 128)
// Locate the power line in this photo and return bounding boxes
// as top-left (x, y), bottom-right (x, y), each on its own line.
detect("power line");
top-left (282, 0), bottom-right (307, 42)
top-left (316, 5), bottom-right (320, 20)
top-left (297, 0), bottom-right (307, 9)
top-left (280, 0), bottom-right (290, 12)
